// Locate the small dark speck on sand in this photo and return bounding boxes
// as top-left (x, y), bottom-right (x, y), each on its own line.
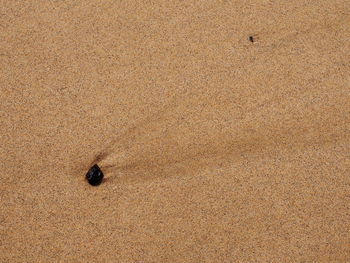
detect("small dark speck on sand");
top-left (86, 164), bottom-right (104, 186)
top-left (249, 36), bottom-right (254, 43)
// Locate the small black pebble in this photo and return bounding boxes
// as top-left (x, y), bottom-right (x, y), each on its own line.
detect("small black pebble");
top-left (86, 164), bottom-right (104, 186)
top-left (249, 36), bottom-right (254, 42)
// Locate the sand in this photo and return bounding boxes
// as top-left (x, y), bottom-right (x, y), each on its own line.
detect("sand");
top-left (1, 0), bottom-right (349, 262)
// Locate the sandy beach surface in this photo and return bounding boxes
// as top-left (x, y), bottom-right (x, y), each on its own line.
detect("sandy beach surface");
top-left (1, 1), bottom-right (349, 262)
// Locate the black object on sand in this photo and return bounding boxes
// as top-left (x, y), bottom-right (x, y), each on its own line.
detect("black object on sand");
top-left (86, 164), bottom-right (104, 186)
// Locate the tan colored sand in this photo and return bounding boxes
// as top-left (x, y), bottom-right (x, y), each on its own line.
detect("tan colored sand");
top-left (1, 0), bottom-right (349, 262)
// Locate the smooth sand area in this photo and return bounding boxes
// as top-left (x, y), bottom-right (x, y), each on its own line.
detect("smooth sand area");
top-left (1, 1), bottom-right (349, 262)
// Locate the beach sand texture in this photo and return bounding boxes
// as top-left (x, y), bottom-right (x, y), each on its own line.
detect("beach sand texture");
top-left (1, 0), bottom-right (349, 262)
